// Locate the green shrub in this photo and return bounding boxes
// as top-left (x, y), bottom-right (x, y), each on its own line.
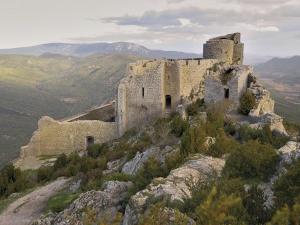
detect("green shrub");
top-left (237, 125), bottom-right (289, 149)
top-left (239, 90), bottom-right (256, 115)
top-left (224, 141), bottom-right (279, 181)
top-left (195, 186), bottom-right (248, 225)
top-left (274, 159), bottom-right (300, 207)
top-left (37, 166), bottom-right (53, 182)
top-left (209, 130), bottom-right (239, 157)
top-left (87, 144), bottom-right (108, 158)
top-left (243, 185), bottom-right (273, 225)
top-left (186, 99), bottom-right (204, 116)
top-left (170, 114), bottom-right (189, 137)
top-left (180, 125), bottom-right (206, 156)
top-left (54, 154), bottom-right (68, 170)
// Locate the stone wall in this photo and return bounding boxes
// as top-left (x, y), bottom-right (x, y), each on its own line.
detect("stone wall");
top-left (15, 117), bottom-right (118, 170)
top-left (177, 59), bottom-right (217, 98)
top-left (117, 59), bottom-right (217, 135)
top-left (117, 60), bottom-right (165, 136)
top-left (204, 65), bottom-right (251, 106)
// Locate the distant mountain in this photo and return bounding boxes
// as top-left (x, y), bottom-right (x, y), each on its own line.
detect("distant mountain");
top-left (255, 56), bottom-right (300, 123)
top-left (0, 42), bottom-right (200, 59)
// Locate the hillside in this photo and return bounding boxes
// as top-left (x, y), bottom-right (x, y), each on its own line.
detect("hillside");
top-left (255, 56), bottom-right (300, 123)
top-left (0, 42), bottom-right (200, 59)
top-left (0, 54), bottom-right (139, 167)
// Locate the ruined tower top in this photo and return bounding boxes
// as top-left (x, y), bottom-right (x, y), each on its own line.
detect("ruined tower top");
top-left (203, 33), bottom-right (244, 65)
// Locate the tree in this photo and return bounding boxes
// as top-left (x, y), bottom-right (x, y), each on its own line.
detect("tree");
top-left (239, 90), bottom-right (256, 115)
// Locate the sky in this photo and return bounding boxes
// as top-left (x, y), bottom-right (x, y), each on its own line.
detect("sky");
top-left (0, 0), bottom-right (300, 57)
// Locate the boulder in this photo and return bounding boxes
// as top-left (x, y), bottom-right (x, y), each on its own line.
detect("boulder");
top-left (122, 154), bottom-right (225, 225)
top-left (32, 181), bottom-right (132, 225)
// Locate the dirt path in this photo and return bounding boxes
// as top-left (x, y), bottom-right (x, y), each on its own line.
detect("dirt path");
top-left (0, 177), bottom-right (70, 225)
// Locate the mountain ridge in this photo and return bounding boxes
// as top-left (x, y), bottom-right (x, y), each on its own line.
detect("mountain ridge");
top-left (0, 42), bottom-right (201, 59)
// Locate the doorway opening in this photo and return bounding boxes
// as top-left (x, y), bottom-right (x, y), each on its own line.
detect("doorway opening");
top-left (224, 88), bottom-right (229, 99)
top-left (86, 136), bottom-right (95, 149)
top-left (165, 95), bottom-right (172, 109)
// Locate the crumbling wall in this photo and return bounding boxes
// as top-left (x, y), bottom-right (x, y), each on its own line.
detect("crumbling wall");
top-left (15, 117), bottom-right (118, 170)
top-left (178, 59), bottom-right (217, 99)
top-left (204, 65), bottom-right (251, 106)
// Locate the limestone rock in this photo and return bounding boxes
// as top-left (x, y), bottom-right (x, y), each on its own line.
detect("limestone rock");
top-left (121, 146), bottom-right (176, 175)
top-left (122, 154), bottom-right (225, 225)
top-left (103, 157), bottom-right (127, 175)
top-left (32, 181), bottom-right (132, 225)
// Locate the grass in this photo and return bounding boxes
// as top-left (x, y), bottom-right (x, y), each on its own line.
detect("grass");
top-left (46, 191), bottom-right (80, 213)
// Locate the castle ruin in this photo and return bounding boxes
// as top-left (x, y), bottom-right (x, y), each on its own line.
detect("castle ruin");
top-left (14, 33), bottom-right (283, 170)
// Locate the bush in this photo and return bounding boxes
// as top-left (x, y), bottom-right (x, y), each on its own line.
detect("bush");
top-left (54, 154), bottom-right (68, 170)
top-left (186, 99), bottom-right (204, 116)
top-left (273, 159), bottom-right (300, 207)
top-left (237, 124), bottom-right (289, 149)
top-left (209, 130), bottom-right (239, 157)
top-left (37, 166), bottom-right (52, 182)
top-left (195, 186), bottom-right (248, 225)
top-left (87, 144), bottom-right (108, 158)
top-left (170, 114), bottom-right (189, 137)
top-left (224, 141), bottom-right (279, 181)
top-left (180, 125), bottom-right (206, 156)
top-left (239, 90), bottom-right (256, 115)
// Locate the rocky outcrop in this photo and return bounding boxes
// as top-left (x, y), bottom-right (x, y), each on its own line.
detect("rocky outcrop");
top-left (122, 146), bottom-right (176, 175)
top-left (249, 113), bottom-right (288, 136)
top-left (122, 154), bottom-right (225, 225)
top-left (32, 181), bottom-right (132, 225)
top-left (248, 82), bottom-right (274, 117)
top-left (261, 113), bottom-right (288, 136)
top-left (260, 141), bottom-right (300, 207)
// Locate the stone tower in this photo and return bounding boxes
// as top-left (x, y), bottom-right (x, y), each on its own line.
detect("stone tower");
top-left (203, 33), bottom-right (244, 65)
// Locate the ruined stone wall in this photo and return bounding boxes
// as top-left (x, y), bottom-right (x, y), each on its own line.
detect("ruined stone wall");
top-left (204, 65), bottom-right (251, 106)
top-left (65, 102), bottom-right (116, 122)
top-left (15, 117), bottom-right (118, 170)
top-left (118, 60), bottom-right (165, 135)
top-left (178, 59), bottom-right (217, 99)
